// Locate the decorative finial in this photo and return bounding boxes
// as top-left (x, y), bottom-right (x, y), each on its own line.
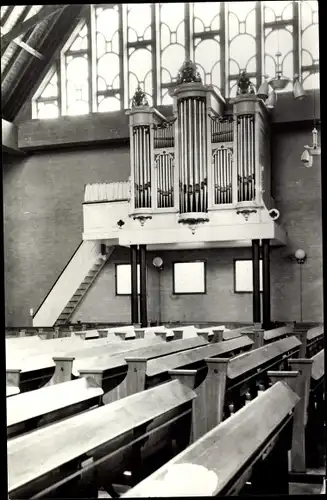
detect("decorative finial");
top-left (176, 59), bottom-right (202, 85)
top-left (131, 85), bottom-right (149, 108)
top-left (237, 71), bottom-right (255, 95)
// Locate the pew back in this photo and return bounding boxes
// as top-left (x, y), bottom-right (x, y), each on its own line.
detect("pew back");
top-left (123, 382), bottom-right (299, 497)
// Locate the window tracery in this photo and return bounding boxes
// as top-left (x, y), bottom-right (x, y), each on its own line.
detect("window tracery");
top-left (32, 2), bottom-right (319, 119)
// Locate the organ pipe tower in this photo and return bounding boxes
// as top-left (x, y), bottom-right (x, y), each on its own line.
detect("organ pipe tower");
top-left (126, 61), bottom-right (272, 231)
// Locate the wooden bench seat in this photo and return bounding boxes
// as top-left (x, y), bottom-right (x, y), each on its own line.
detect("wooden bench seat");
top-left (268, 348), bottom-right (325, 477)
top-left (169, 335), bottom-right (302, 440)
top-left (123, 381), bottom-right (300, 497)
top-left (78, 336), bottom-right (209, 404)
top-left (305, 325), bottom-right (324, 357)
top-left (8, 378), bottom-right (196, 500)
top-left (264, 325), bottom-right (293, 343)
top-left (125, 336), bottom-right (254, 396)
top-left (6, 337), bottom-right (166, 393)
top-left (7, 376), bottom-right (104, 438)
top-left (311, 348), bottom-right (324, 383)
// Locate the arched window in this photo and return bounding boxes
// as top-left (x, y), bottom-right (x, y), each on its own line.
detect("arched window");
top-left (32, 2), bottom-right (320, 119)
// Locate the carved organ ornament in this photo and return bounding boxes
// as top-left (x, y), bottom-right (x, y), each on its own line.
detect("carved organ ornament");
top-left (126, 61), bottom-right (272, 231)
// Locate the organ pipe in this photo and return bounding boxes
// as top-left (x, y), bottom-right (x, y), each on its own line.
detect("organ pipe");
top-left (132, 125), bottom-right (151, 209)
top-left (236, 114), bottom-right (255, 202)
top-left (177, 96), bottom-right (208, 214)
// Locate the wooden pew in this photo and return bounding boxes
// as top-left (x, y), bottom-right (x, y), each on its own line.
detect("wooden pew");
top-left (122, 382), bottom-right (300, 497)
top-left (212, 325), bottom-right (255, 342)
top-left (169, 335), bottom-right (302, 441)
top-left (7, 376), bottom-right (104, 439)
top-left (71, 329), bottom-right (100, 340)
top-left (269, 348), bottom-right (325, 479)
top-left (8, 378), bottom-right (197, 500)
top-left (305, 325), bottom-right (324, 357)
top-left (78, 336), bottom-right (209, 404)
top-left (196, 326), bottom-right (225, 342)
top-left (124, 336), bottom-right (254, 396)
top-left (6, 337), bottom-right (165, 393)
top-left (263, 324), bottom-right (294, 344)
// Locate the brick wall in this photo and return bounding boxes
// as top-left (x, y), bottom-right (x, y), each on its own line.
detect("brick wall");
top-left (3, 145), bottom-right (130, 326)
top-left (3, 126), bottom-right (323, 325)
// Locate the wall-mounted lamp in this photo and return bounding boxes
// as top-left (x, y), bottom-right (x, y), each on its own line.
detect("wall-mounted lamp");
top-left (152, 256), bottom-right (164, 271)
top-left (300, 148), bottom-right (313, 168)
top-left (294, 249), bottom-right (306, 265)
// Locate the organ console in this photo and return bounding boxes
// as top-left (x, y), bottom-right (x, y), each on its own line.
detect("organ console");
top-left (126, 59), bottom-right (273, 230)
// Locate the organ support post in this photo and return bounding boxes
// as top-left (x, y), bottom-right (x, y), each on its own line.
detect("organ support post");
top-left (131, 245), bottom-right (139, 325)
top-left (252, 239), bottom-right (261, 324)
top-left (126, 65), bottom-right (271, 229)
top-left (139, 244), bottom-right (147, 328)
top-left (262, 239), bottom-right (271, 329)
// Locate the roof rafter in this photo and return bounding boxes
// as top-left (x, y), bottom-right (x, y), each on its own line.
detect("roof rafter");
top-left (1, 5), bottom-right (66, 50)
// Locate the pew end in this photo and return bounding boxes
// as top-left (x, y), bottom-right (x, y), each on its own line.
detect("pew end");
top-left (50, 356), bottom-right (76, 385)
top-left (6, 369), bottom-right (22, 398)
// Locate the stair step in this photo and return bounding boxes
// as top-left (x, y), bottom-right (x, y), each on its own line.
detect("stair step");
top-left (63, 306), bottom-right (75, 311)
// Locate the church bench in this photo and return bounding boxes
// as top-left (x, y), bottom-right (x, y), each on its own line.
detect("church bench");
top-left (195, 326), bottom-right (225, 342)
top-left (169, 335), bottom-right (302, 440)
top-left (71, 329), bottom-right (100, 339)
top-left (6, 337), bottom-right (165, 392)
top-left (122, 381), bottom-right (300, 497)
top-left (305, 325), bottom-right (324, 357)
top-left (7, 378), bottom-right (196, 500)
top-left (124, 335), bottom-right (254, 396)
top-left (172, 325), bottom-right (199, 339)
top-left (268, 348), bottom-right (325, 477)
top-left (213, 325), bottom-right (254, 341)
top-left (263, 325), bottom-right (294, 343)
top-left (78, 336), bottom-right (209, 404)
top-left (6, 332), bottom-right (141, 364)
top-left (7, 376), bottom-right (104, 439)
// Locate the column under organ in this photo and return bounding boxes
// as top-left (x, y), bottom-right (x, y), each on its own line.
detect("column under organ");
top-left (127, 63), bottom-right (272, 229)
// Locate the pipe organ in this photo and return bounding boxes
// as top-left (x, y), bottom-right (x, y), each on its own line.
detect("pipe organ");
top-left (127, 62), bottom-right (272, 228)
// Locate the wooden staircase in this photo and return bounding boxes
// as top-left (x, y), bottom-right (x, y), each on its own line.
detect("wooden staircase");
top-left (55, 247), bottom-right (114, 326)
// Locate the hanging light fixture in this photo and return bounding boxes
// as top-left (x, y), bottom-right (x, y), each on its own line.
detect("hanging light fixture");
top-left (257, 29), bottom-right (306, 105)
top-left (293, 74), bottom-right (306, 100)
top-left (301, 88), bottom-right (320, 163)
top-left (257, 78), bottom-right (269, 100)
top-left (268, 47), bottom-right (290, 91)
top-left (266, 90), bottom-right (277, 109)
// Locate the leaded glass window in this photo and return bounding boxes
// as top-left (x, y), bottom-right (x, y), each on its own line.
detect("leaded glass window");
top-left (32, 66), bottom-right (59, 119)
top-left (159, 3), bottom-right (186, 105)
top-left (95, 4), bottom-right (122, 112)
top-left (64, 22), bottom-right (90, 116)
top-left (127, 3), bottom-right (154, 106)
top-left (192, 2), bottom-right (222, 94)
top-left (31, 2), bottom-right (320, 119)
top-left (300, 0), bottom-right (319, 89)
top-left (263, 1), bottom-right (295, 93)
top-left (227, 1), bottom-right (257, 97)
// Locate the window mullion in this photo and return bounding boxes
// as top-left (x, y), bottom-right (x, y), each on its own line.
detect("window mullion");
top-left (293, 0), bottom-right (301, 78)
top-left (220, 2), bottom-right (226, 98)
top-left (151, 3), bottom-right (159, 107)
top-left (185, 2), bottom-right (191, 60)
top-left (256, 1), bottom-right (263, 85)
top-left (122, 4), bottom-right (129, 109)
top-left (89, 4), bottom-right (97, 113)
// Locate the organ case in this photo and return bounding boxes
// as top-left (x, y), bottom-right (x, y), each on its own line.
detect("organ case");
top-left (126, 63), bottom-right (272, 226)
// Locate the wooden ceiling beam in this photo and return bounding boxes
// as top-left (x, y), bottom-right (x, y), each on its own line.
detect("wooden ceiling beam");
top-left (1, 5), bottom-right (67, 48)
